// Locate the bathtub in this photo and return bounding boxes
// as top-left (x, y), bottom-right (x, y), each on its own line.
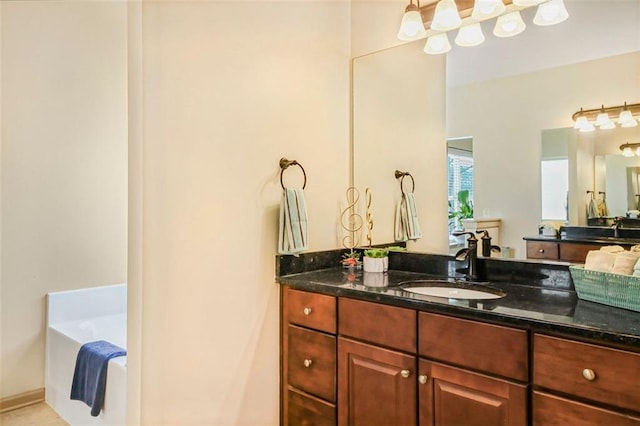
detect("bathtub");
top-left (46, 284), bottom-right (127, 426)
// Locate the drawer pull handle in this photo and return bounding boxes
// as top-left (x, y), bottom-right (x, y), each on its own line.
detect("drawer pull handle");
top-left (418, 375), bottom-right (428, 385)
top-left (539, 249), bottom-right (545, 253)
top-left (303, 307), bottom-right (312, 316)
top-left (400, 369), bottom-right (411, 379)
top-left (303, 359), bottom-right (313, 368)
top-left (582, 368), bottom-right (596, 381)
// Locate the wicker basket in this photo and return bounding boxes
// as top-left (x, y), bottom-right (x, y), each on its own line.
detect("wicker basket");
top-left (569, 266), bottom-right (640, 313)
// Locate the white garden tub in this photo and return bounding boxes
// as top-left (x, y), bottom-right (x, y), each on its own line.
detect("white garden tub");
top-left (46, 284), bottom-right (127, 425)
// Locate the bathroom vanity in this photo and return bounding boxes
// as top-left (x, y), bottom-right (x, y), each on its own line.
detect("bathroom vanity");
top-left (277, 251), bottom-right (640, 426)
top-left (524, 226), bottom-right (640, 262)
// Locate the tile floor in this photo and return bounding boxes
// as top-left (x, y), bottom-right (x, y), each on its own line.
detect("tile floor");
top-left (0, 402), bottom-right (68, 426)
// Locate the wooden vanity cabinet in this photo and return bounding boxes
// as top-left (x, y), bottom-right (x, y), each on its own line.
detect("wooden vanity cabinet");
top-left (418, 312), bottom-right (528, 426)
top-left (337, 298), bottom-right (417, 426)
top-left (533, 334), bottom-right (640, 425)
top-left (526, 240), bottom-right (626, 263)
top-left (282, 288), bottom-right (337, 426)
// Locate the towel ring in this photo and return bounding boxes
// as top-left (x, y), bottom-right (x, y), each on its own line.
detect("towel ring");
top-left (280, 158), bottom-right (307, 190)
top-left (395, 170), bottom-right (415, 194)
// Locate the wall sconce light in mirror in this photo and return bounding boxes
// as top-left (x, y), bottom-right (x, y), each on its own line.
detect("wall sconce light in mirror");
top-left (620, 143), bottom-right (640, 158)
top-left (573, 102), bottom-right (639, 133)
top-left (397, 0), bottom-right (569, 55)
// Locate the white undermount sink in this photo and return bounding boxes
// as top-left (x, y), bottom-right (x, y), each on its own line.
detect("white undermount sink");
top-left (399, 280), bottom-right (506, 300)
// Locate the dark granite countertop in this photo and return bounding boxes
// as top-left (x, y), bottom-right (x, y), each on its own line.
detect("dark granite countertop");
top-left (277, 251), bottom-right (640, 350)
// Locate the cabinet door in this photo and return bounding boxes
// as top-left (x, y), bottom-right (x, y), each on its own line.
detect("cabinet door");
top-left (419, 360), bottom-right (527, 426)
top-left (338, 337), bottom-right (416, 426)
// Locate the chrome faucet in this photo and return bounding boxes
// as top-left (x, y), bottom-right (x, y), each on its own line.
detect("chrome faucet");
top-left (453, 231), bottom-right (478, 281)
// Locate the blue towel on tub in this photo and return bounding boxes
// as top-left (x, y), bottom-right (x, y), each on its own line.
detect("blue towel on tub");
top-left (70, 340), bottom-right (126, 416)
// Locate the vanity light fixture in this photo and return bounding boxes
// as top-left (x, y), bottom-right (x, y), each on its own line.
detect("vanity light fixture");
top-left (572, 103), bottom-right (640, 132)
top-left (620, 143), bottom-right (640, 158)
top-left (397, 0), bottom-right (570, 55)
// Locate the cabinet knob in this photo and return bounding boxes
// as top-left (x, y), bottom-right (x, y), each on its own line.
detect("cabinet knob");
top-left (539, 249), bottom-right (545, 253)
top-left (303, 307), bottom-right (312, 316)
top-left (303, 359), bottom-right (313, 368)
top-left (582, 368), bottom-right (596, 381)
top-left (418, 375), bottom-right (428, 385)
top-left (400, 369), bottom-right (411, 379)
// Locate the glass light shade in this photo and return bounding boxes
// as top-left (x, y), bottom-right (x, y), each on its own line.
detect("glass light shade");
top-left (424, 33), bottom-right (452, 54)
top-left (533, 0), bottom-right (569, 26)
top-left (431, 0), bottom-right (462, 31)
top-left (600, 121), bottom-right (616, 130)
top-left (573, 116), bottom-right (590, 130)
top-left (635, 147), bottom-right (640, 156)
top-left (513, 0), bottom-right (545, 5)
top-left (471, 0), bottom-right (506, 20)
top-left (622, 118), bottom-right (639, 128)
top-left (595, 111), bottom-right (612, 127)
top-left (622, 146), bottom-right (634, 157)
top-left (618, 109), bottom-right (634, 124)
top-left (493, 11), bottom-right (526, 37)
top-left (455, 23), bottom-right (485, 47)
top-left (397, 5), bottom-right (427, 41)
top-left (578, 122), bottom-right (595, 133)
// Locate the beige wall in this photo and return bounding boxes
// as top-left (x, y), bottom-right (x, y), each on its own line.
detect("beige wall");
top-left (448, 52), bottom-right (640, 258)
top-left (132, 2), bottom-right (350, 423)
top-left (0, 1), bottom-right (128, 398)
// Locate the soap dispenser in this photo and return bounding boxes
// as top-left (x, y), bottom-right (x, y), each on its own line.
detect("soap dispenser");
top-left (477, 230), bottom-right (501, 257)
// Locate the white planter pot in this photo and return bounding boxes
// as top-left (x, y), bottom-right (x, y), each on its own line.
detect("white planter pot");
top-left (363, 256), bottom-right (388, 273)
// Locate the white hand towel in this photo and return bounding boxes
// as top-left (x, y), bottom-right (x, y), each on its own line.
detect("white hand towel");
top-left (278, 188), bottom-right (308, 255)
top-left (584, 250), bottom-right (616, 273)
top-left (394, 193), bottom-right (422, 242)
top-left (612, 251), bottom-right (640, 275)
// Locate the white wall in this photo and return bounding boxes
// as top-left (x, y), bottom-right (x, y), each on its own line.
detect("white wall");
top-left (0, 1), bottom-right (128, 398)
top-left (132, 2), bottom-right (350, 424)
top-left (448, 52), bottom-right (640, 258)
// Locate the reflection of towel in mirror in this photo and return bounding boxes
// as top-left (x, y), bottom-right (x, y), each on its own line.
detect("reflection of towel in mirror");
top-left (596, 199), bottom-right (609, 217)
top-left (394, 193), bottom-right (422, 242)
top-left (70, 340), bottom-right (127, 417)
top-left (586, 198), bottom-right (598, 219)
top-left (278, 188), bottom-right (308, 255)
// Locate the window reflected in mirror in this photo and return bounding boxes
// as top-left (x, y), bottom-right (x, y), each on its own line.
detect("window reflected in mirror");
top-left (448, 137), bottom-right (474, 251)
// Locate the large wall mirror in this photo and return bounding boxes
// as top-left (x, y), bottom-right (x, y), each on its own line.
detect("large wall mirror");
top-left (352, 0), bottom-right (640, 259)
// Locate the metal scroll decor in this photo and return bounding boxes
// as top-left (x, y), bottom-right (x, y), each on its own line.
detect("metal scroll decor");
top-left (340, 187), bottom-right (363, 255)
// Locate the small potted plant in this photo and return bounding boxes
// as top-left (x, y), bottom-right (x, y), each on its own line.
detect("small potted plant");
top-left (363, 248), bottom-right (389, 273)
top-left (341, 250), bottom-right (361, 270)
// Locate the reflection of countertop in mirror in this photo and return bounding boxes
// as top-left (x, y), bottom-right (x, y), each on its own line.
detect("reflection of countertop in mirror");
top-left (276, 251), bottom-right (640, 348)
top-left (524, 235), bottom-right (640, 246)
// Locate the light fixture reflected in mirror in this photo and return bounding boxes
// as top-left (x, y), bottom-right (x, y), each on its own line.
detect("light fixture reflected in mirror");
top-left (572, 103), bottom-right (640, 132)
top-left (620, 143), bottom-right (640, 157)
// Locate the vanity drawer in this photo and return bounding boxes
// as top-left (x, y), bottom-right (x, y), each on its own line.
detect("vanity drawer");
top-left (339, 298), bottom-right (416, 353)
top-left (288, 325), bottom-right (336, 402)
top-left (285, 288), bottom-right (336, 334)
top-left (526, 241), bottom-right (559, 260)
top-left (533, 334), bottom-right (640, 412)
top-left (533, 391), bottom-right (640, 426)
top-left (419, 312), bottom-right (528, 381)
top-left (287, 387), bottom-right (335, 426)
